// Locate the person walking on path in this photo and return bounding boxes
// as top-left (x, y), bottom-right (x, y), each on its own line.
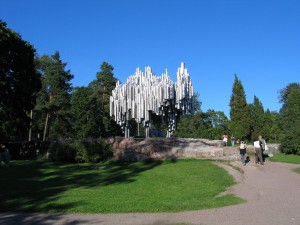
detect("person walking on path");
top-left (238, 139), bottom-right (247, 166)
top-left (259, 135), bottom-right (267, 161)
top-left (254, 136), bottom-right (264, 165)
top-left (230, 135), bottom-right (235, 146)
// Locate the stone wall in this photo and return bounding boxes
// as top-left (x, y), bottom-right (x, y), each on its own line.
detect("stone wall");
top-left (106, 137), bottom-right (224, 162)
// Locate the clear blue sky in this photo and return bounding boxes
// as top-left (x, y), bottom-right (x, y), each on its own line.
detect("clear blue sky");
top-left (1, 0), bottom-right (299, 117)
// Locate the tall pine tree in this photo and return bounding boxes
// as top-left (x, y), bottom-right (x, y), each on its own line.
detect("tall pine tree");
top-left (71, 86), bottom-right (101, 139)
top-left (279, 83), bottom-right (300, 154)
top-left (33, 52), bottom-right (73, 141)
top-left (88, 62), bottom-right (121, 137)
top-left (229, 74), bottom-right (251, 141)
top-left (249, 95), bottom-right (265, 141)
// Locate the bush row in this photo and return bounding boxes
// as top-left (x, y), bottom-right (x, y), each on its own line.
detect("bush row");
top-left (49, 138), bottom-right (113, 163)
top-left (280, 138), bottom-right (300, 155)
top-left (4, 141), bottom-right (49, 160)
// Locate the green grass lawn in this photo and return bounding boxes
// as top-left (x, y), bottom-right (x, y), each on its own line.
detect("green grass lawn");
top-left (269, 153), bottom-right (300, 164)
top-left (269, 153), bottom-right (300, 174)
top-left (0, 159), bottom-right (244, 213)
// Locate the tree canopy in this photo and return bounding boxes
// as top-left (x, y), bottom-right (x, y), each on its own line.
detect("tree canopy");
top-left (0, 21), bottom-right (41, 142)
top-left (229, 74), bottom-right (250, 140)
top-left (1, 20), bottom-right (299, 157)
top-left (278, 83), bottom-right (300, 154)
top-left (33, 51), bottom-right (73, 141)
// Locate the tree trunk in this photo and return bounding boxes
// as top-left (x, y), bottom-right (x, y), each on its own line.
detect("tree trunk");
top-left (28, 110), bottom-right (33, 141)
top-left (43, 113), bottom-right (49, 141)
top-left (43, 94), bottom-right (52, 141)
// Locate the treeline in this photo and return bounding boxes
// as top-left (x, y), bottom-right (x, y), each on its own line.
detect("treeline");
top-left (1, 21), bottom-right (300, 155)
top-left (175, 75), bottom-right (300, 155)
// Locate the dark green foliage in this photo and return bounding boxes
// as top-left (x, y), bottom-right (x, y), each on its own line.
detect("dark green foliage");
top-left (249, 96), bottom-right (265, 141)
top-left (278, 83), bottom-right (300, 154)
top-left (0, 21), bottom-right (41, 142)
top-left (203, 110), bottom-right (229, 140)
top-left (174, 110), bottom-right (228, 139)
top-left (280, 137), bottom-right (300, 155)
top-left (229, 75), bottom-right (251, 140)
top-left (83, 62), bottom-right (121, 138)
top-left (33, 52), bottom-right (74, 141)
top-left (49, 142), bottom-right (76, 163)
top-left (263, 110), bottom-right (283, 142)
top-left (74, 139), bottom-right (113, 163)
top-left (49, 139), bottom-right (113, 163)
top-left (71, 86), bottom-right (101, 139)
top-left (174, 113), bottom-right (207, 138)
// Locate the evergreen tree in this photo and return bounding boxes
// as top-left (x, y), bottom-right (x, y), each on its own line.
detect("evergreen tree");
top-left (88, 62), bottom-right (121, 137)
top-left (249, 95), bottom-right (265, 141)
top-left (33, 52), bottom-right (73, 141)
top-left (278, 83), bottom-right (300, 154)
top-left (71, 86), bottom-right (103, 139)
top-left (229, 74), bottom-right (251, 141)
top-left (268, 111), bottom-right (283, 142)
top-left (0, 21), bottom-right (41, 142)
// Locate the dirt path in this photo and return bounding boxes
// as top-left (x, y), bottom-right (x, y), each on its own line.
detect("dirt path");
top-left (1, 156), bottom-right (300, 225)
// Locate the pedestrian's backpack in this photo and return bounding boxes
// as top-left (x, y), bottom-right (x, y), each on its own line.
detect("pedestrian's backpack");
top-left (239, 141), bottom-right (245, 150)
top-left (259, 139), bottom-right (266, 150)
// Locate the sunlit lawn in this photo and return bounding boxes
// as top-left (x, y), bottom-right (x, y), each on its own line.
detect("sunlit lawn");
top-left (269, 153), bottom-right (300, 164)
top-left (0, 159), bottom-right (244, 213)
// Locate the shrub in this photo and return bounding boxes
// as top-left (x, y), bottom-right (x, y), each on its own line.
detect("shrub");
top-left (280, 138), bottom-right (300, 155)
top-left (49, 139), bottom-right (113, 163)
top-left (49, 142), bottom-right (76, 163)
top-left (73, 142), bottom-right (89, 163)
top-left (98, 137), bottom-right (113, 161)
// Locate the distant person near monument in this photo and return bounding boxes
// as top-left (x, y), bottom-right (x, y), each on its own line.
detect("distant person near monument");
top-left (222, 133), bottom-right (228, 146)
top-left (231, 135), bottom-right (235, 146)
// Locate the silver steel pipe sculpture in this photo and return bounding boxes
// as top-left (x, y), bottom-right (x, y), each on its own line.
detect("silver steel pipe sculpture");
top-left (110, 62), bottom-right (194, 138)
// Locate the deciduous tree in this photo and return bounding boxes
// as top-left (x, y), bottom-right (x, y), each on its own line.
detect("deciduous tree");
top-left (0, 21), bottom-right (41, 142)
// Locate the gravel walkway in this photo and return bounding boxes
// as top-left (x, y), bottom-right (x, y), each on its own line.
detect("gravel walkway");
top-left (1, 156), bottom-right (299, 225)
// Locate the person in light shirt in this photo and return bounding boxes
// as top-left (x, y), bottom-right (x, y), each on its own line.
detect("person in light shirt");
top-left (254, 136), bottom-right (264, 165)
top-left (222, 133), bottom-right (228, 146)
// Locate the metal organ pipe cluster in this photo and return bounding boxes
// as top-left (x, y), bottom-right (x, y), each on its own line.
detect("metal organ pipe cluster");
top-left (110, 62), bottom-right (194, 138)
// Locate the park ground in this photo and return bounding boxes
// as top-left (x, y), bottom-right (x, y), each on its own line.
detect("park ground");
top-left (0, 147), bottom-right (299, 225)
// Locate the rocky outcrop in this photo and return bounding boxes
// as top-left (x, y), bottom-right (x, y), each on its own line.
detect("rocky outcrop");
top-left (106, 137), bottom-right (224, 162)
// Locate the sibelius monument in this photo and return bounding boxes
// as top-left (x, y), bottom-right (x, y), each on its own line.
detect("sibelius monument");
top-left (110, 62), bottom-right (194, 138)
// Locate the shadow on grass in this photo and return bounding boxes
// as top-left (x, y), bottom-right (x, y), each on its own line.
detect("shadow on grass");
top-left (0, 213), bottom-right (94, 225)
top-left (0, 159), bottom-right (163, 213)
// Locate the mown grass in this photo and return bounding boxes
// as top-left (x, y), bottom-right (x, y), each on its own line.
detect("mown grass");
top-left (269, 153), bottom-right (300, 164)
top-left (0, 159), bottom-right (244, 213)
top-left (269, 154), bottom-right (300, 174)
